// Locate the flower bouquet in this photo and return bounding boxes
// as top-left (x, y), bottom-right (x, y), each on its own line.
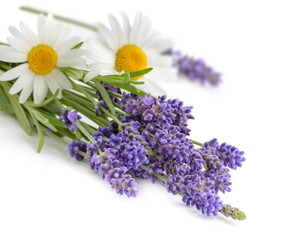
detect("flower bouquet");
top-left (0, 6), bottom-right (246, 220)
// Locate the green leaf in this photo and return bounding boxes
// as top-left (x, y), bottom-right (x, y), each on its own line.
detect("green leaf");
top-left (70, 79), bottom-right (97, 105)
top-left (128, 80), bottom-right (145, 85)
top-left (126, 68), bottom-right (153, 79)
top-left (112, 82), bottom-right (148, 97)
top-left (29, 110), bottom-right (44, 153)
top-left (93, 75), bottom-right (127, 84)
top-left (0, 85), bottom-right (13, 113)
top-left (28, 108), bottom-right (57, 132)
top-left (94, 80), bottom-right (116, 115)
top-left (24, 89), bottom-right (60, 108)
top-left (0, 82), bottom-right (32, 135)
top-left (71, 41), bottom-right (84, 49)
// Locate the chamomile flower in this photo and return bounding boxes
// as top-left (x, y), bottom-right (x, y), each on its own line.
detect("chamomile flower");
top-left (84, 12), bottom-right (176, 94)
top-left (0, 14), bottom-right (85, 104)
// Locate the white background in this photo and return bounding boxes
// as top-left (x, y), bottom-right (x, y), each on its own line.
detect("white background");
top-left (0, 0), bottom-right (281, 239)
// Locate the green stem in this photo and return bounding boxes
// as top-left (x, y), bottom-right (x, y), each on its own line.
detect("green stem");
top-left (42, 126), bottom-right (70, 146)
top-left (60, 96), bottom-right (110, 127)
top-left (190, 139), bottom-right (216, 151)
top-left (77, 150), bottom-right (89, 158)
top-left (20, 6), bottom-right (97, 31)
top-left (139, 165), bottom-right (168, 183)
top-left (0, 62), bottom-right (11, 71)
top-left (75, 120), bottom-right (95, 143)
top-left (75, 121), bottom-right (102, 155)
top-left (99, 105), bottom-right (122, 127)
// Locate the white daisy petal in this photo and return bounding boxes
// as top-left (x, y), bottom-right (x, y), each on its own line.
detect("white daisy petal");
top-left (120, 11), bottom-right (131, 41)
top-left (37, 14), bottom-right (46, 43)
top-left (84, 70), bottom-right (98, 82)
top-left (85, 63), bottom-right (115, 82)
top-left (46, 21), bottom-right (64, 46)
top-left (7, 37), bottom-right (30, 54)
top-left (138, 77), bottom-right (166, 96)
top-left (57, 55), bottom-right (86, 68)
top-left (143, 36), bottom-right (173, 54)
top-left (0, 46), bottom-right (27, 63)
top-left (33, 75), bottom-right (48, 104)
top-left (19, 22), bottom-right (38, 47)
top-left (146, 67), bottom-right (177, 82)
top-left (147, 55), bottom-right (173, 67)
top-left (52, 69), bottom-right (72, 89)
top-left (87, 38), bottom-right (115, 54)
top-left (0, 63), bottom-right (29, 81)
top-left (9, 26), bottom-right (25, 42)
top-left (129, 12), bottom-right (142, 44)
top-left (45, 72), bottom-right (62, 98)
top-left (19, 70), bottom-right (36, 103)
top-left (134, 16), bottom-right (152, 46)
top-left (9, 70), bottom-right (33, 95)
top-left (55, 36), bottom-right (81, 54)
top-left (108, 14), bottom-right (125, 46)
top-left (86, 49), bottom-right (115, 64)
top-left (52, 23), bottom-right (71, 48)
top-left (97, 24), bottom-right (118, 51)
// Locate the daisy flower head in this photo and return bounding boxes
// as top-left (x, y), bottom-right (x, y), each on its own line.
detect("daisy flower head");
top-left (84, 12), bottom-right (177, 94)
top-left (0, 14), bottom-right (86, 104)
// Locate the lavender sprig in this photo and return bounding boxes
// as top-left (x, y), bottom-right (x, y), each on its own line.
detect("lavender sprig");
top-left (165, 49), bottom-right (222, 86)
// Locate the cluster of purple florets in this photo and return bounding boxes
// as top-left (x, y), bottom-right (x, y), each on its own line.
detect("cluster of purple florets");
top-left (59, 109), bottom-right (80, 133)
top-left (63, 89), bottom-right (245, 217)
top-left (165, 49), bottom-right (222, 86)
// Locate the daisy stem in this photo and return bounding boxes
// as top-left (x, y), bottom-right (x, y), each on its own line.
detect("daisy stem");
top-left (20, 6), bottom-right (97, 31)
top-left (0, 62), bottom-right (11, 71)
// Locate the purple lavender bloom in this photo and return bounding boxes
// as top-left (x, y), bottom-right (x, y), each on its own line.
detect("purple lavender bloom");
top-left (68, 140), bottom-right (87, 161)
top-left (89, 150), bottom-right (140, 198)
top-left (164, 50), bottom-right (222, 86)
top-left (179, 174), bottom-right (223, 216)
top-left (142, 95), bottom-right (154, 106)
top-left (59, 109), bottom-right (81, 133)
top-left (204, 138), bottom-right (246, 170)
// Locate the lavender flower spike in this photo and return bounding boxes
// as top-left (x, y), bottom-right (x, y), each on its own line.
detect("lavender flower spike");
top-left (164, 49), bottom-right (222, 86)
top-left (59, 109), bottom-right (81, 133)
top-left (68, 140), bottom-right (87, 161)
top-left (220, 204), bottom-right (246, 220)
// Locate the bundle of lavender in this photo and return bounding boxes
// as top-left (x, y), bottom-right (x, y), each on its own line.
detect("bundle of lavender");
top-left (0, 9), bottom-right (245, 220)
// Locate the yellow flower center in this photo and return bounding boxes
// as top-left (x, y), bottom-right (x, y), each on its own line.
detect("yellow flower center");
top-left (28, 44), bottom-right (58, 75)
top-left (115, 45), bottom-right (147, 80)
